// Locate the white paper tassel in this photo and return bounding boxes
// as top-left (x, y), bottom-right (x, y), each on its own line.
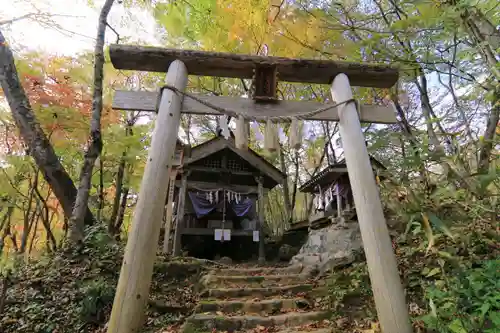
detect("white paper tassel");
top-left (219, 115), bottom-right (230, 139)
top-left (289, 117), bottom-right (302, 149)
top-left (235, 115), bottom-right (248, 150)
top-left (264, 119), bottom-right (277, 152)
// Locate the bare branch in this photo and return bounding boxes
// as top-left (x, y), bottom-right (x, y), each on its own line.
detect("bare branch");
top-left (0, 12), bottom-right (83, 26)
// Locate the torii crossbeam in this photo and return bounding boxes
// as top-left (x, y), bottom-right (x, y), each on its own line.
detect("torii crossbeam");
top-left (107, 44), bottom-right (412, 333)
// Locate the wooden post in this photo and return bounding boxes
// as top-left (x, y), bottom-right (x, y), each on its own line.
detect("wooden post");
top-left (257, 176), bottom-right (265, 264)
top-left (162, 167), bottom-right (178, 254)
top-left (107, 60), bottom-right (188, 333)
top-left (173, 170), bottom-right (188, 256)
top-left (336, 183), bottom-right (342, 219)
top-left (330, 74), bottom-right (412, 333)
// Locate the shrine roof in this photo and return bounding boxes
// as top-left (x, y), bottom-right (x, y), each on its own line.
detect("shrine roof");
top-left (299, 156), bottom-right (385, 193)
top-left (182, 134), bottom-right (286, 189)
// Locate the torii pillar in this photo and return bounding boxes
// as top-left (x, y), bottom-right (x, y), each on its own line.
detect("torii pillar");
top-left (107, 60), bottom-right (187, 333)
top-left (331, 74), bottom-right (411, 333)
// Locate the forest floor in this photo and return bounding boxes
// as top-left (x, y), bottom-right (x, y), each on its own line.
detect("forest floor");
top-left (0, 218), bottom-right (498, 333)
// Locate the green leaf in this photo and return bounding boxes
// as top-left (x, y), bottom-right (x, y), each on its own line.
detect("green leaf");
top-left (438, 251), bottom-right (453, 259)
top-left (429, 298), bottom-right (437, 317)
top-left (440, 301), bottom-right (455, 310)
top-left (488, 311), bottom-right (500, 326)
top-left (448, 319), bottom-right (467, 333)
top-left (479, 302), bottom-right (491, 319)
top-left (427, 212), bottom-right (454, 240)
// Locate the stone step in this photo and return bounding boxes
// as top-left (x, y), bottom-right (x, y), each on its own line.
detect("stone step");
top-left (202, 274), bottom-right (309, 288)
top-left (200, 284), bottom-right (315, 299)
top-left (195, 298), bottom-right (312, 315)
top-left (184, 311), bottom-right (331, 332)
top-left (273, 328), bottom-right (334, 333)
top-left (211, 264), bottom-right (304, 277)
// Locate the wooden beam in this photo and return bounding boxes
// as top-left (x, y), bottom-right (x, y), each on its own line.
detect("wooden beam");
top-left (336, 183), bottom-right (342, 220)
top-left (109, 44), bottom-right (398, 88)
top-left (162, 167), bottom-right (178, 254)
top-left (257, 176), bottom-right (265, 264)
top-left (331, 74), bottom-right (411, 333)
top-left (173, 171), bottom-right (188, 256)
top-left (107, 60), bottom-right (188, 333)
top-left (112, 90), bottom-right (398, 124)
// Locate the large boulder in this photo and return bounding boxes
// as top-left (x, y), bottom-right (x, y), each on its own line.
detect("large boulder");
top-left (290, 222), bottom-right (363, 275)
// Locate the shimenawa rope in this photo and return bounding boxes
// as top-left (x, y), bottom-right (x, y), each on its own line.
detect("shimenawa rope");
top-left (156, 84), bottom-right (360, 121)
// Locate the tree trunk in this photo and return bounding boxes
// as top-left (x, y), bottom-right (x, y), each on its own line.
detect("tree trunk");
top-left (114, 186), bottom-right (129, 238)
top-left (459, 7), bottom-right (500, 80)
top-left (478, 90), bottom-right (500, 173)
top-left (33, 184), bottom-right (58, 252)
top-left (457, 8), bottom-right (500, 173)
top-left (391, 95), bottom-right (427, 184)
top-left (414, 75), bottom-right (450, 169)
top-left (67, 0), bottom-right (115, 245)
top-left (20, 171), bottom-right (38, 253)
top-left (441, 2), bottom-right (499, 173)
top-left (109, 152), bottom-right (126, 234)
top-left (28, 207), bottom-right (41, 254)
top-left (0, 29), bottom-right (94, 226)
top-left (0, 206), bottom-right (15, 254)
top-left (109, 120), bottom-right (133, 234)
top-left (0, 276), bottom-right (8, 316)
top-left (97, 157), bottom-right (105, 221)
top-left (323, 122), bottom-right (337, 164)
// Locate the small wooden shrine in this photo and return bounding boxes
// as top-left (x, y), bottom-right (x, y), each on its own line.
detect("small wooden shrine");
top-left (165, 132), bottom-right (286, 260)
top-left (300, 156), bottom-right (386, 227)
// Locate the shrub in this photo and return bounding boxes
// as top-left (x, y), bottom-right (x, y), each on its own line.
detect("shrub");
top-left (421, 259), bottom-right (500, 333)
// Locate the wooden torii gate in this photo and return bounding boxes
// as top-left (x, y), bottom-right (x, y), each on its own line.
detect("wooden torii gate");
top-left (107, 45), bottom-right (412, 333)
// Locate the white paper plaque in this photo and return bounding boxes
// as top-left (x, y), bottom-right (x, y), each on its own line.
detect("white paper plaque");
top-left (214, 229), bottom-right (231, 241)
top-left (214, 229), bottom-right (222, 240)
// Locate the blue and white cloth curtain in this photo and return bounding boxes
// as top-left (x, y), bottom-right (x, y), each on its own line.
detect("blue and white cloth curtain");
top-left (188, 190), bottom-right (253, 218)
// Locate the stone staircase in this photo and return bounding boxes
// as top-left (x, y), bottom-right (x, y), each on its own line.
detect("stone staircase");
top-left (183, 265), bottom-right (332, 333)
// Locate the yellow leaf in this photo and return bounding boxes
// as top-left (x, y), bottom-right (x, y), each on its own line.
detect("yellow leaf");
top-left (421, 212), bottom-right (434, 254)
top-left (426, 267), bottom-right (441, 277)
